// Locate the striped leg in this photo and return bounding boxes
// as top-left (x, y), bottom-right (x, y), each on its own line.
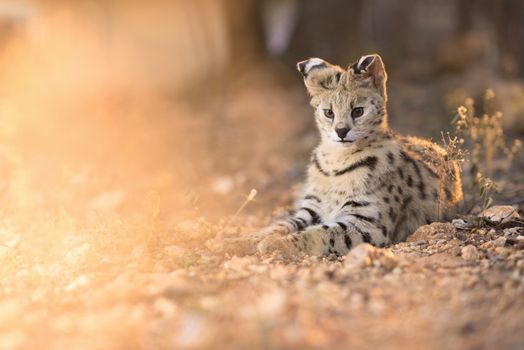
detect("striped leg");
top-left (258, 200), bottom-right (390, 257)
top-left (299, 219), bottom-right (388, 256)
top-left (258, 221), bottom-right (387, 257)
top-left (260, 196), bottom-right (322, 238)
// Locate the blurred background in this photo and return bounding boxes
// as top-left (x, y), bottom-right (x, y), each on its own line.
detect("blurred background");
top-left (0, 1), bottom-right (524, 349)
top-left (1, 0), bottom-right (524, 219)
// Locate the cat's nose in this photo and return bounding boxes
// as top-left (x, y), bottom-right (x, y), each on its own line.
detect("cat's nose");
top-left (335, 127), bottom-right (350, 139)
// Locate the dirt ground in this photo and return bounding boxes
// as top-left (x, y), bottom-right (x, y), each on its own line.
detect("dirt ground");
top-left (2, 204), bottom-right (524, 350)
top-left (1, 70), bottom-right (524, 350)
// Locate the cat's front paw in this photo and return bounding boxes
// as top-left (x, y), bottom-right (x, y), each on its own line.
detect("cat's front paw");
top-left (300, 226), bottom-right (330, 256)
top-left (257, 234), bottom-right (301, 258)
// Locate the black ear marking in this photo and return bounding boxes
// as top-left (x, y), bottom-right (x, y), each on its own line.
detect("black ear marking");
top-left (348, 54), bottom-right (388, 97)
top-left (297, 60), bottom-right (308, 76)
top-left (351, 55), bottom-right (377, 74)
top-left (296, 58), bottom-right (327, 78)
top-left (358, 55), bottom-right (375, 71)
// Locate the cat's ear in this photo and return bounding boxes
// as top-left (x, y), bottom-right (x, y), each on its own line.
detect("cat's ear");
top-left (297, 58), bottom-right (345, 96)
top-left (348, 54), bottom-right (387, 98)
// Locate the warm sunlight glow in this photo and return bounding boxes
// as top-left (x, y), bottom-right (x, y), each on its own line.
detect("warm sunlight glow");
top-left (0, 1), bottom-right (523, 349)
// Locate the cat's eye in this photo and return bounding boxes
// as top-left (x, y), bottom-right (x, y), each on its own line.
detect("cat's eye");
top-left (351, 107), bottom-right (364, 119)
top-left (323, 109), bottom-right (335, 119)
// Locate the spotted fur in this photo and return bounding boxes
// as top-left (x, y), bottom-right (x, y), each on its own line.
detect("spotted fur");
top-left (255, 54), bottom-right (463, 257)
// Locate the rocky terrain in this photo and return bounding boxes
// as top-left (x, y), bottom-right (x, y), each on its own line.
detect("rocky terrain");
top-left (1, 199), bottom-right (523, 350)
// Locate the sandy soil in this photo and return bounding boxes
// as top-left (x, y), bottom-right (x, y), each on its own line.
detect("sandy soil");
top-left (2, 210), bottom-right (523, 350)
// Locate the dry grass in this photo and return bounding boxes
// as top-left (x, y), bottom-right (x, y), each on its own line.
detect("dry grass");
top-left (446, 90), bottom-right (522, 214)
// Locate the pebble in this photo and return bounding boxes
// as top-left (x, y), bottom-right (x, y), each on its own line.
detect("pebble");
top-left (379, 250), bottom-right (398, 270)
top-left (64, 275), bottom-right (90, 292)
top-left (494, 247), bottom-right (510, 258)
top-left (408, 223), bottom-right (455, 241)
top-left (493, 237), bottom-right (506, 247)
top-left (504, 227), bottom-right (523, 236)
top-left (516, 260), bottom-right (524, 269)
top-left (452, 246), bottom-right (462, 256)
top-left (344, 244), bottom-right (375, 269)
top-left (461, 245), bottom-right (479, 261)
top-left (452, 219), bottom-right (469, 230)
top-left (153, 297), bottom-right (178, 318)
top-left (344, 244), bottom-right (398, 270)
top-left (480, 205), bottom-right (520, 223)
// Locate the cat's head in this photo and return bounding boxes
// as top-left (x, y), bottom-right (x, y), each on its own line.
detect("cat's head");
top-left (297, 54), bottom-right (388, 146)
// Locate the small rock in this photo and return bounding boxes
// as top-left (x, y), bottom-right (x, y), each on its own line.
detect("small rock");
top-left (452, 219), bottom-right (470, 230)
top-left (413, 239), bottom-right (428, 246)
top-left (480, 241), bottom-right (494, 250)
top-left (255, 288), bottom-right (287, 318)
top-left (378, 250), bottom-right (398, 270)
top-left (64, 275), bottom-right (90, 292)
top-left (493, 237), bottom-right (506, 247)
top-left (408, 223), bottom-right (455, 242)
top-left (392, 267), bottom-right (402, 275)
top-left (153, 297), bottom-right (178, 318)
top-left (349, 293), bottom-right (364, 308)
top-left (4, 235), bottom-right (20, 249)
top-left (345, 244), bottom-right (375, 268)
top-left (464, 275), bottom-right (480, 288)
top-left (344, 244), bottom-right (397, 270)
top-left (461, 245), bottom-right (479, 261)
top-left (517, 259), bottom-right (524, 269)
top-left (504, 227), bottom-right (523, 236)
top-left (452, 246), bottom-right (462, 256)
top-left (517, 238), bottom-right (524, 250)
top-left (480, 205), bottom-right (519, 223)
top-left (494, 247), bottom-right (510, 258)
top-left (174, 314), bottom-right (209, 348)
top-left (199, 296), bottom-right (220, 311)
top-left (211, 176), bottom-right (235, 195)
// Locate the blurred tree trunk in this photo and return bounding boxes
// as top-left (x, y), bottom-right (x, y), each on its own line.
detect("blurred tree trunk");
top-left (490, 0), bottom-right (524, 78)
top-left (287, 0), bottom-right (365, 65)
top-left (223, 0), bottom-right (267, 73)
top-left (457, 0), bottom-right (473, 35)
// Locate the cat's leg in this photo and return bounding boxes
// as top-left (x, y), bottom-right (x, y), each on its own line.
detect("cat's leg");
top-left (258, 202), bottom-right (390, 257)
